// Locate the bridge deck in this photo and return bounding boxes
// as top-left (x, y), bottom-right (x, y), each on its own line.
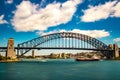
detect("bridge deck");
top-left (0, 47), bottom-right (113, 51)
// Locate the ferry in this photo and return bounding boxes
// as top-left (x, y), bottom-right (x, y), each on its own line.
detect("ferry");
top-left (75, 56), bottom-right (100, 61)
top-left (75, 58), bottom-right (100, 61)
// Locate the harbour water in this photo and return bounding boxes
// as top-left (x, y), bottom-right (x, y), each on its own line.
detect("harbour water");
top-left (0, 59), bottom-right (120, 80)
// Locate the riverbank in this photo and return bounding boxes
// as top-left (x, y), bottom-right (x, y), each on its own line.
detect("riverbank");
top-left (0, 59), bottom-right (20, 62)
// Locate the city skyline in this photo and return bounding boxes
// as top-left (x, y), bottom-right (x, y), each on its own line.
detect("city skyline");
top-left (0, 0), bottom-right (120, 48)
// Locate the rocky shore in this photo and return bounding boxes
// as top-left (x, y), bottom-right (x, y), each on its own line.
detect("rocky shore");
top-left (0, 59), bottom-right (20, 62)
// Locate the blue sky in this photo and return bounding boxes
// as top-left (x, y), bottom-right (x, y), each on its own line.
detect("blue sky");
top-left (0, 0), bottom-right (120, 49)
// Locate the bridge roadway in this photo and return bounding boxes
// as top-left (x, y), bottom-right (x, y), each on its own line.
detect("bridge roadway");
top-left (0, 47), bottom-right (114, 51)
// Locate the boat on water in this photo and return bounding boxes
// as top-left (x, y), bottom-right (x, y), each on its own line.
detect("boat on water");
top-left (76, 58), bottom-right (100, 61)
top-left (76, 55), bottom-right (100, 61)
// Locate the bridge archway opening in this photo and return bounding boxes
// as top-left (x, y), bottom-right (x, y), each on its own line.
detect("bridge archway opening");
top-left (18, 32), bottom-right (111, 58)
top-left (38, 38), bottom-right (96, 49)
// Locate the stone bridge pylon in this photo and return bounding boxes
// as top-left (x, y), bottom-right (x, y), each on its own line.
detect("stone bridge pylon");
top-left (109, 44), bottom-right (119, 59)
top-left (6, 38), bottom-right (16, 59)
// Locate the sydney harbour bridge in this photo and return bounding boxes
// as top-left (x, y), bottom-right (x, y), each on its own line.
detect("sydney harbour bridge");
top-left (0, 32), bottom-right (119, 59)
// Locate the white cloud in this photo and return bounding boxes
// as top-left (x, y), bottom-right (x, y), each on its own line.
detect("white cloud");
top-left (37, 29), bottom-right (110, 38)
top-left (0, 15), bottom-right (8, 24)
top-left (12, 0), bottom-right (82, 32)
top-left (6, 0), bottom-right (13, 4)
top-left (113, 37), bottom-right (120, 42)
top-left (81, 1), bottom-right (120, 22)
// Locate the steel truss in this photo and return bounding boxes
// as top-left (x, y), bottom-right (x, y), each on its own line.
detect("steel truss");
top-left (18, 32), bottom-right (110, 56)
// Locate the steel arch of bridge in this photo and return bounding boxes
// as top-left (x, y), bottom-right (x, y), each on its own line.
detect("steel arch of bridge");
top-left (18, 32), bottom-right (110, 56)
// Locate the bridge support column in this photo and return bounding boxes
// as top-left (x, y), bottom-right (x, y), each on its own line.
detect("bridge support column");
top-left (6, 38), bottom-right (16, 59)
top-left (109, 44), bottom-right (119, 59)
top-left (32, 50), bottom-right (35, 58)
top-left (113, 44), bottom-right (119, 58)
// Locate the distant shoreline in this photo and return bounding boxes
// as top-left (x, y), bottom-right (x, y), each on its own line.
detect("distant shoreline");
top-left (0, 59), bottom-right (20, 62)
